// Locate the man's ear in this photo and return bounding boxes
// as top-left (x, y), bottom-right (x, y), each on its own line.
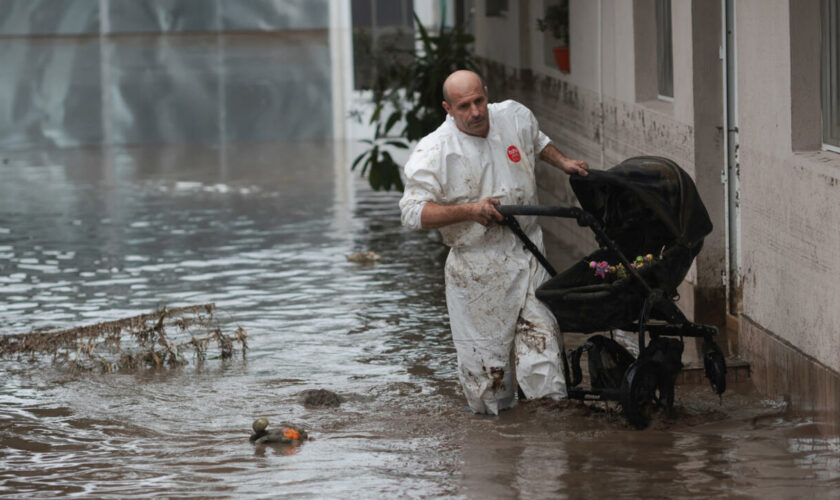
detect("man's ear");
top-left (442, 101), bottom-right (451, 115)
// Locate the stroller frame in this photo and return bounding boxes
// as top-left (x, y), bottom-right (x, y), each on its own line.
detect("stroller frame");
top-left (497, 203), bottom-right (727, 428)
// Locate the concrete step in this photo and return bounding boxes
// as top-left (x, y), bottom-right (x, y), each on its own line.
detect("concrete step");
top-left (677, 357), bottom-right (751, 386)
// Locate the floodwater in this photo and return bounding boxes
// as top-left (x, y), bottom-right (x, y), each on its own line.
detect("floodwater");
top-left (1, 141), bottom-right (839, 499)
top-left (1, 20), bottom-right (839, 500)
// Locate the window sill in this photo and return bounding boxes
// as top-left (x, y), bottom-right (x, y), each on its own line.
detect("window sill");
top-left (539, 64), bottom-right (570, 78)
top-left (637, 98), bottom-right (674, 116)
top-left (793, 149), bottom-right (840, 178)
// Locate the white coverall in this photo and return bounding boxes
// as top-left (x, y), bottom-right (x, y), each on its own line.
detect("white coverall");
top-left (399, 100), bottom-right (567, 415)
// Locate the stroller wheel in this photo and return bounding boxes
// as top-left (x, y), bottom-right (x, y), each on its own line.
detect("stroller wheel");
top-left (703, 344), bottom-right (727, 395)
top-left (620, 359), bottom-right (663, 429)
top-left (658, 374), bottom-right (676, 410)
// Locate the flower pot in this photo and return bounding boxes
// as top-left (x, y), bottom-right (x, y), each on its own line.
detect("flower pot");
top-left (553, 46), bottom-right (570, 73)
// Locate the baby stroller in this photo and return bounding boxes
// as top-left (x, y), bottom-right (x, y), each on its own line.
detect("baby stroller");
top-left (498, 156), bottom-right (727, 428)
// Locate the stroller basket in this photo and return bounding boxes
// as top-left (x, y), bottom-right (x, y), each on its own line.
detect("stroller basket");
top-left (536, 245), bottom-right (695, 333)
top-left (536, 156), bottom-right (711, 332)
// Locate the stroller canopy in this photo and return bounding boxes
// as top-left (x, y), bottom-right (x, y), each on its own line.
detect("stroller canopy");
top-left (570, 156), bottom-right (713, 256)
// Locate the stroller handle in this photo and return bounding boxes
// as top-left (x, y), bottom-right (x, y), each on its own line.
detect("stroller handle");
top-left (496, 205), bottom-right (582, 218)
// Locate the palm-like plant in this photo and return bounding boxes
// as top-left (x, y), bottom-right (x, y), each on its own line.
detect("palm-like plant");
top-left (352, 13), bottom-right (476, 191)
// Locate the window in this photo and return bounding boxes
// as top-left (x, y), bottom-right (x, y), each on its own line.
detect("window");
top-left (351, 0), bottom-right (414, 90)
top-left (656, 0), bottom-right (673, 100)
top-left (486, 0), bottom-right (507, 17)
top-left (456, 0), bottom-right (475, 33)
top-left (822, 0), bottom-right (840, 148)
top-left (541, 0), bottom-right (570, 71)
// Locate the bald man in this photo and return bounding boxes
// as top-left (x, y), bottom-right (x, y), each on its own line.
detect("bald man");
top-left (399, 70), bottom-right (589, 415)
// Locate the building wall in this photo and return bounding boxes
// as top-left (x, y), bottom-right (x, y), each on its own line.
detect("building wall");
top-left (469, 0), bottom-right (840, 410)
top-left (735, 0), bottom-right (840, 390)
top-left (471, 0), bottom-right (522, 69)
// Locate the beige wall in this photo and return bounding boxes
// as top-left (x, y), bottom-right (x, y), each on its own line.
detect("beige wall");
top-left (736, 0), bottom-right (840, 373)
top-left (471, 0), bottom-right (522, 69)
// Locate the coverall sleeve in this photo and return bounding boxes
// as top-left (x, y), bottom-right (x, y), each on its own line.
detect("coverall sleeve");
top-left (399, 140), bottom-right (444, 230)
top-left (528, 106), bottom-right (552, 155)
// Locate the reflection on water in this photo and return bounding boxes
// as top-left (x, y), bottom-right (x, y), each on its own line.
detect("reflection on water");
top-left (1, 142), bottom-right (839, 498)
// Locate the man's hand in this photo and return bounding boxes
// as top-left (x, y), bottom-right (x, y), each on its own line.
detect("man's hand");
top-left (539, 144), bottom-right (589, 176)
top-left (469, 197), bottom-right (504, 226)
top-left (558, 157), bottom-right (589, 176)
top-left (420, 197), bottom-right (504, 229)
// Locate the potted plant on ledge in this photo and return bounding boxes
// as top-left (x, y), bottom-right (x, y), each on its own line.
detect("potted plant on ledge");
top-left (537, 1), bottom-right (570, 73)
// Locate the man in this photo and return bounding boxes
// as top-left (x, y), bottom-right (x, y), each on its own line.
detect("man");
top-left (399, 70), bottom-right (589, 415)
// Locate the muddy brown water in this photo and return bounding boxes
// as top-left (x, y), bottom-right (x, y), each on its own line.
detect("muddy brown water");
top-left (1, 141), bottom-right (839, 499)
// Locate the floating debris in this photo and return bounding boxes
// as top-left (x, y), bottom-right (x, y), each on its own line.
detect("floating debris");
top-left (249, 418), bottom-right (309, 445)
top-left (0, 304), bottom-right (247, 372)
top-left (346, 251), bottom-right (380, 263)
top-left (299, 389), bottom-right (342, 408)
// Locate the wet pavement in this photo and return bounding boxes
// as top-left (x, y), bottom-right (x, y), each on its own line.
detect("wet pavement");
top-left (1, 141), bottom-right (839, 498)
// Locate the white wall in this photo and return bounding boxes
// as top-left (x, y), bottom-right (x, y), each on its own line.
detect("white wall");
top-left (736, 0), bottom-right (840, 371)
top-left (472, 0), bottom-right (521, 68)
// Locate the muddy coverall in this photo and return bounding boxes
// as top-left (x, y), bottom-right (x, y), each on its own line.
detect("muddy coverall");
top-left (399, 100), bottom-right (567, 415)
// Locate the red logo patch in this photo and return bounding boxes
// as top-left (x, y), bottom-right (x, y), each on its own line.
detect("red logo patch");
top-left (507, 145), bottom-right (521, 163)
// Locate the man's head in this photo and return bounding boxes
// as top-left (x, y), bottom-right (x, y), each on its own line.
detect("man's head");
top-left (442, 70), bottom-right (489, 137)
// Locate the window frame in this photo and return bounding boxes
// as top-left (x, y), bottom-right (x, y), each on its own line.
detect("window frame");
top-left (485, 0), bottom-right (508, 18)
top-left (822, 0), bottom-right (840, 150)
top-left (656, 0), bottom-right (674, 101)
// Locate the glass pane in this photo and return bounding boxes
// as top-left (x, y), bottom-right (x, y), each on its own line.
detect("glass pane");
top-left (376, 0), bottom-right (403, 26)
top-left (656, 0), bottom-right (673, 98)
top-left (541, 0), bottom-right (570, 70)
top-left (351, 0), bottom-right (414, 90)
top-left (823, 0), bottom-right (840, 147)
top-left (352, 0), bottom-right (373, 28)
top-left (486, 0), bottom-right (508, 17)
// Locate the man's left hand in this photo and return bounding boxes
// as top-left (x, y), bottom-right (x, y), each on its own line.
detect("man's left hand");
top-left (559, 157), bottom-right (589, 176)
top-left (539, 144), bottom-right (589, 176)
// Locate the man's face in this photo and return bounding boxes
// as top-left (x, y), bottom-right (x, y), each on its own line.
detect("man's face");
top-left (443, 85), bottom-right (489, 137)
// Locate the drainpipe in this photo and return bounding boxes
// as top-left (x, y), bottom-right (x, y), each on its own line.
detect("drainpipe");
top-left (98, 0), bottom-right (113, 183)
top-left (329, 0), bottom-right (355, 231)
top-left (721, 0), bottom-right (741, 315)
top-left (329, 0), bottom-right (352, 140)
top-left (598, 0), bottom-right (605, 169)
top-left (99, 0), bottom-right (111, 148)
top-left (216, 0), bottom-right (228, 178)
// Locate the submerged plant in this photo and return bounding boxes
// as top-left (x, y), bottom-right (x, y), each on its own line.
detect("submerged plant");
top-left (0, 304), bottom-right (247, 372)
top-left (352, 12), bottom-right (476, 191)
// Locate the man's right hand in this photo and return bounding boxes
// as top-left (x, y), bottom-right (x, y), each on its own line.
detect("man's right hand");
top-left (419, 197), bottom-right (505, 229)
top-left (469, 197), bottom-right (504, 226)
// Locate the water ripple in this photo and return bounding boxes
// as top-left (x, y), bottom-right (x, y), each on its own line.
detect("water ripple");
top-left (1, 142), bottom-right (838, 498)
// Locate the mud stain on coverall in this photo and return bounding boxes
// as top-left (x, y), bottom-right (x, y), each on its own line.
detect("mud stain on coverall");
top-left (489, 367), bottom-right (505, 393)
top-left (517, 318), bottom-right (548, 353)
